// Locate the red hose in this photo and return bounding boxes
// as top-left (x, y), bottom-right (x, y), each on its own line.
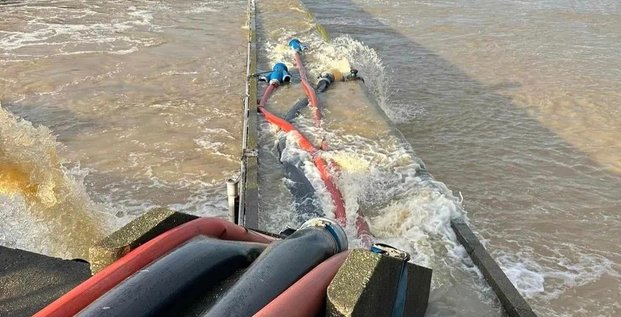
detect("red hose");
top-left (34, 218), bottom-right (272, 317)
top-left (259, 105), bottom-right (346, 225)
top-left (254, 251), bottom-right (350, 317)
top-left (259, 76), bottom-right (372, 241)
top-left (355, 213), bottom-right (374, 248)
top-left (312, 156), bottom-right (346, 226)
top-left (259, 83), bottom-right (277, 108)
top-left (294, 52), bottom-right (321, 126)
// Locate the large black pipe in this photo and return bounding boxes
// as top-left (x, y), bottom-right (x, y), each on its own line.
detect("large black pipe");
top-left (204, 218), bottom-right (348, 317)
top-left (276, 136), bottom-right (323, 221)
top-left (78, 237), bottom-right (266, 317)
top-left (284, 98), bottom-right (310, 122)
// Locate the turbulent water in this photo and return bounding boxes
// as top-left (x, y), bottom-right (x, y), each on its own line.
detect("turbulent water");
top-left (0, 0), bottom-right (247, 258)
top-left (1, 0), bottom-right (620, 316)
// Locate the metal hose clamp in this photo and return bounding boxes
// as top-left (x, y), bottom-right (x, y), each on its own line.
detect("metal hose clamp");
top-left (299, 217), bottom-right (348, 252)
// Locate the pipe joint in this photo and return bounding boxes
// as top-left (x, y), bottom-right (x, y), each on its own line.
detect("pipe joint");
top-left (299, 217), bottom-right (348, 253)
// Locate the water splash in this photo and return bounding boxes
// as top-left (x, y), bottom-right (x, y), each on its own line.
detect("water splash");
top-left (0, 105), bottom-right (115, 259)
top-left (254, 6), bottom-right (497, 309)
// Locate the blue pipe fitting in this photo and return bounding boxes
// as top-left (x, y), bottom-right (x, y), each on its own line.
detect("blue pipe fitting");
top-left (260, 63), bottom-right (291, 85)
top-left (288, 38), bottom-right (306, 53)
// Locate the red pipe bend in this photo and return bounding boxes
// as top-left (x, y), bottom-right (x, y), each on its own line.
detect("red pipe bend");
top-left (254, 251), bottom-right (350, 317)
top-left (34, 218), bottom-right (272, 317)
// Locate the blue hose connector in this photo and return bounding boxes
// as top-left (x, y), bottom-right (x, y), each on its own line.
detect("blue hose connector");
top-left (260, 62), bottom-right (291, 85)
top-left (288, 38), bottom-right (306, 53)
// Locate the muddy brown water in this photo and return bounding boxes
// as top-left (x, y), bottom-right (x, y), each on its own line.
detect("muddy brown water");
top-left (1, 0), bottom-right (619, 316)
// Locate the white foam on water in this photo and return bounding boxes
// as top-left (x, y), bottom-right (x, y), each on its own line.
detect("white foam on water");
top-left (167, 180), bottom-right (229, 218)
top-left (322, 129), bottom-right (465, 255)
top-left (94, 168), bottom-right (230, 221)
top-left (194, 138), bottom-right (226, 152)
top-left (184, 3), bottom-right (220, 14)
top-left (319, 36), bottom-right (396, 115)
top-left (0, 2), bottom-right (167, 59)
top-left (496, 250), bottom-right (620, 301)
top-left (0, 195), bottom-right (53, 255)
top-left (496, 254), bottom-right (546, 298)
top-left (0, 105), bottom-right (124, 259)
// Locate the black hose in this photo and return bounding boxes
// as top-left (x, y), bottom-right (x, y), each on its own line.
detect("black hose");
top-left (284, 98), bottom-right (310, 122)
top-left (203, 220), bottom-right (346, 317)
top-left (78, 238), bottom-right (266, 317)
top-left (276, 136), bottom-right (323, 222)
top-left (284, 75), bottom-right (332, 122)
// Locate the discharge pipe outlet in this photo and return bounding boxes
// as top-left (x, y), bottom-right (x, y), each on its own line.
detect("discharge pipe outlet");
top-left (204, 217), bottom-right (348, 317)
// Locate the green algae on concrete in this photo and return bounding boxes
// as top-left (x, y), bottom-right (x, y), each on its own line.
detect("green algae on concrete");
top-left (326, 249), bottom-right (432, 317)
top-left (88, 208), bottom-right (197, 274)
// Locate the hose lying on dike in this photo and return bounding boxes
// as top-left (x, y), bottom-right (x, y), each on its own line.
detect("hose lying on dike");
top-left (34, 218), bottom-right (273, 317)
top-left (281, 58), bottom-right (374, 246)
top-left (290, 42), bottom-right (376, 246)
top-left (258, 59), bottom-right (374, 247)
top-left (278, 68), bottom-right (340, 221)
top-left (258, 82), bottom-right (346, 226)
top-left (289, 39), bottom-right (321, 127)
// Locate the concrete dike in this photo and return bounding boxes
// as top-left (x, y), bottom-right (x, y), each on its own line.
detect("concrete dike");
top-left (0, 246), bottom-right (89, 316)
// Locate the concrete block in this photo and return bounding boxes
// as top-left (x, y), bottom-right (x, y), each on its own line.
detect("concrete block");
top-left (0, 246), bottom-right (90, 317)
top-left (451, 218), bottom-right (537, 317)
top-left (326, 249), bottom-right (432, 317)
top-left (88, 208), bottom-right (197, 274)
